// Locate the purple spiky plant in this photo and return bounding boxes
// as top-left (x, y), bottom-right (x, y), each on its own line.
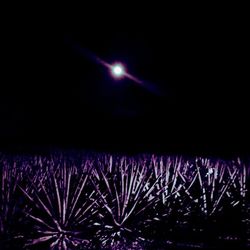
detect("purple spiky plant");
top-left (90, 155), bottom-right (169, 248)
top-left (19, 158), bottom-right (99, 249)
top-left (181, 157), bottom-right (246, 217)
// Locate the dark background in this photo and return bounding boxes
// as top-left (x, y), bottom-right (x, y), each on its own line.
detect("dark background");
top-left (1, 4), bottom-right (248, 157)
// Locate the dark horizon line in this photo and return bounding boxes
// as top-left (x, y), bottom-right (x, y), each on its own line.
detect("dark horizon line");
top-left (0, 139), bottom-right (249, 161)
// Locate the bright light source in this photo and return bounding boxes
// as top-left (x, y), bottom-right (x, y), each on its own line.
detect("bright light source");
top-left (113, 66), bottom-right (123, 75)
top-left (111, 63), bottom-right (125, 78)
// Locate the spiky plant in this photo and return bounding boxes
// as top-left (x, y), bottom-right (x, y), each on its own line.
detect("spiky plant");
top-left (0, 157), bottom-right (29, 248)
top-left (152, 155), bottom-right (188, 206)
top-left (91, 155), bottom-right (166, 248)
top-left (181, 157), bottom-right (244, 217)
top-left (19, 158), bottom-right (99, 249)
top-left (149, 156), bottom-right (248, 243)
top-left (166, 157), bottom-right (248, 245)
top-left (149, 156), bottom-right (195, 242)
top-left (1, 159), bottom-right (17, 235)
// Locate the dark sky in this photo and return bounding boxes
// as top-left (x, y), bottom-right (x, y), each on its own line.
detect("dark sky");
top-left (1, 5), bottom-right (248, 156)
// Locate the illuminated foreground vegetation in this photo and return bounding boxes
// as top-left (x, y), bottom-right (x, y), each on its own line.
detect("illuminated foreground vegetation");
top-left (0, 153), bottom-right (249, 249)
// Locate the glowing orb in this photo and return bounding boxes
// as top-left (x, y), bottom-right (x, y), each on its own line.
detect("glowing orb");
top-left (111, 63), bottom-right (125, 78)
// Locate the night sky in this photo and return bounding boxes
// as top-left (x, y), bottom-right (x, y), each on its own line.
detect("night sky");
top-left (1, 5), bottom-right (248, 156)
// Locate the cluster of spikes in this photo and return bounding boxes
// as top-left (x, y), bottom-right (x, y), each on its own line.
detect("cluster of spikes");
top-left (0, 153), bottom-right (248, 249)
